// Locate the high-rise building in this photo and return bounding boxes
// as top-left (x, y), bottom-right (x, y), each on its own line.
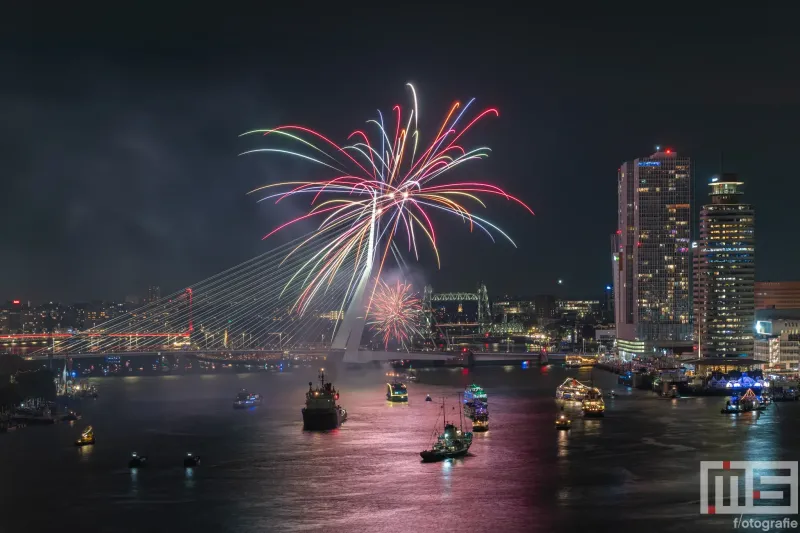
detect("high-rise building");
top-left (534, 294), bottom-right (556, 322)
top-left (148, 285), bottom-right (161, 303)
top-left (755, 281), bottom-right (800, 310)
top-left (693, 174), bottom-right (755, 359)
top-left (613, 149), bottom-right (693, 358)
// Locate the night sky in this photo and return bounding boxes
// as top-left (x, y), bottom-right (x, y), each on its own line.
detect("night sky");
top-left (4, 7), bottom-right (800, 303)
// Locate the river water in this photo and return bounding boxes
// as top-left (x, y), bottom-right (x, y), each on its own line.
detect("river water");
top-left (0, 364), bottom-right (796, 533)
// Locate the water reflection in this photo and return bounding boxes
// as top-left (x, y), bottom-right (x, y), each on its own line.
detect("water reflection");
top-left (4, 366), bottom-right (800, 533)
top-left (77, 444), bottom-right (93, 461)
top-left (440, 458), bottom-right (453, 497)
top-left (557, 428), bottom-right (569, 458)
top-left (185, 467), bottom-right (196, 489)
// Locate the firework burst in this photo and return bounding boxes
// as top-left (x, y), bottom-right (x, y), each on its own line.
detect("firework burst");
top-left (242, 84), bottom-right (534, 314)
top-left (368, 279), bottom-right (423, 348)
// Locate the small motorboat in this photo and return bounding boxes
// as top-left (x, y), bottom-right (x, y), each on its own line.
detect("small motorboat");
top-left (608, 390), bottom-right (616, 398)
top-left (233, 389), bottom-right (262, 408)
top-left (555, 414), bottom-right (572, 430)
top-left (129, 452), bottom-right (148, 468)
top-left (472, 414), bottom-right (489, 432)
top-left (425, 394), bottom-right (432, 402)
top-left (74, 426), bottom-right (95, 446)
top-left (63, 411), bottom-right (81, 422)
top-left (184, 453), bottom-right (201, 467)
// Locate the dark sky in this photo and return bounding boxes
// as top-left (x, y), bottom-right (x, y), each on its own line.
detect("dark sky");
top-left (4, 6), bottom-right (800, 303)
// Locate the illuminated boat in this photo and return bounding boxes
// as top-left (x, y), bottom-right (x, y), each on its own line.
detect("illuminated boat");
top-left (302, 369), bottom-right (347, 430)
top-left (722, 388), bottom-right (761, 414)
top-left (472, 414), bottom-right (489, 432)
top-left (420, 399), bottom-right (473, 462)
top-left (581, 388), bottom-right (605, 417)
top-left (555, 414), bottom-right (572, 430)
top-left (556, 378), bottom-right (589, 401)
top-left (463, 384), bottom-right (488, 404)
top-left (74, 425), bottom-right (95, 446)
top-left (565, 355), bottom-right (582, 368)
top-left (386, 381), bottom-right (409, 402)
top-left (463, 400), bottom-right (488, 420)
top-left (233, 389), bottom-right (262, 409)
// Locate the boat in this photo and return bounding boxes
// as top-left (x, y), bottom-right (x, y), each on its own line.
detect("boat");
top-left (62, 410), bottom-right (81, 422)
top-left (582, 388), bottom-right (605, 417)
top-left (556, 378), bottom-right (589, 401)
top-left (302, 369), bottom-right (347, 430)
top-left (129, 452), bottom-right (148, 468)
top-left (555, 414), bottom-right (572, 430)
top-left (463, 384), bottom-right (488, 404)
top-left (472, 414), bottom-right (489, 432)
top-left (74, 426), bottom-right (95, 446)
top-left (565, 355), bottom-right (582, 368)
top-left (420, 398), bottom-right (473, 462)
top-left (183, 453), bottom-right (201, 467)
top-left (12, 407), bottom-right (55, 425)
top-left (425, 394), bottom-right (432, 402)
top-left (722, 388), bottom-right (762, 414)
top-left (463, 400), bottom-right (488, 420)
top-left (233, 389), bottom-right (263, 409)
top-left (386, 381), bottom-right (409, 402)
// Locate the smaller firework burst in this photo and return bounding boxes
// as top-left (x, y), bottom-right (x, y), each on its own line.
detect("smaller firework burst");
top-left (368, 279), bottom-right (423, 349)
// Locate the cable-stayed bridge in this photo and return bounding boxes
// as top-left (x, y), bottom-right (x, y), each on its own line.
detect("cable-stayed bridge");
top-left (31, 229), bottom-right (457, 365)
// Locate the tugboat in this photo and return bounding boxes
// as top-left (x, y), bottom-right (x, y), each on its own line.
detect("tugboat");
top-left (183, 453), bottom-right (201, 467)
top-left (420, 398), bottom-right (473, 462)
top-left (233, 389), bottom-right (262, 409)
top-left (472, 413), bottom-right (489, 432)
top-left (582, 388), bottom-right (605, 417)
top-left (463, 384), bottom-right (488, 404)
top-left (74, 426), bottom-right (95, 446)
top-left (129, 452), bottom-right (148, 468)
top-left (555, 414), bottom-right (572, 430)
top-left (386, 381), bottom-right (409, 402)
top-left (302, 369), bottom-right (347, 430)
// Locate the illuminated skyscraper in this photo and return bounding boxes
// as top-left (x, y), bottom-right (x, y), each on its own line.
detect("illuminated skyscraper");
top-left (613, 149), bottom-right (692, 358)
top-left (694, 174), bottom-right (755, 358)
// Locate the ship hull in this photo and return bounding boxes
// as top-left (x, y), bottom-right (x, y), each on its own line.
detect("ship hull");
top-left (420, 447), bottom-right (470, 462)
top-left (387, 396), bottom-right (408, 403)
top-left (302, 408), bottom-right (344, 431)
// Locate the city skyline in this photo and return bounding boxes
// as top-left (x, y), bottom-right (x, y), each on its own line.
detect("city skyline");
top-left (3, 9), bottom-right (800, 301)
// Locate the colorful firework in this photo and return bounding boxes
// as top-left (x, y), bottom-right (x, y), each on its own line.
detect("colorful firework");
top-left (368, 279), bottom-right (422, 348)
top-left (242, 84), bottom-right (534, 314)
